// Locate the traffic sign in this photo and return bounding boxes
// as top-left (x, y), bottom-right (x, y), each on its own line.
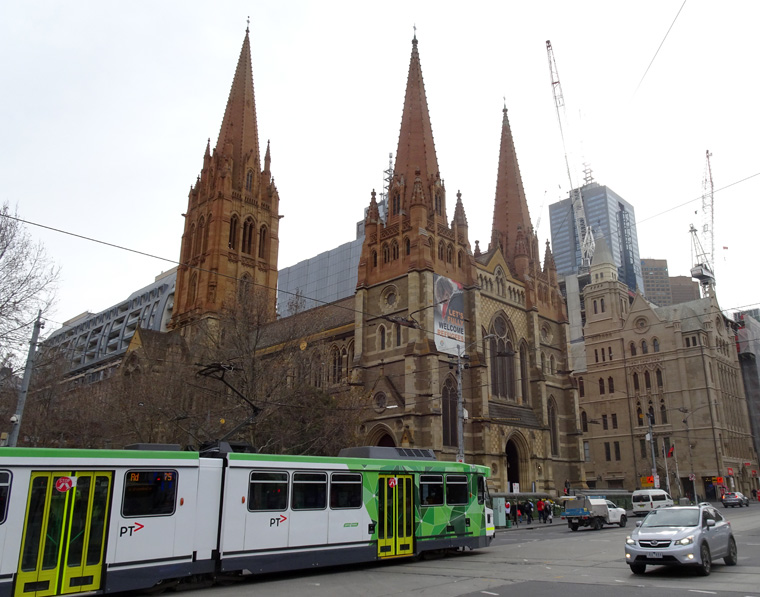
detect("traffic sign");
top-left (689, 473), bottom-right (696, 481)
top-left (388, 478), bottom-right (397, 488)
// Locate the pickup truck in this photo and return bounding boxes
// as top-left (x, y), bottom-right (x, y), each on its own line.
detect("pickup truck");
top-left (560, 497), bottom-right (627, 531)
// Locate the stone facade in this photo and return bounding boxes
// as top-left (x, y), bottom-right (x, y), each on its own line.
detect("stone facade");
top-left (170, 28), bottom-right (280, 331)
top-left (580, 244), bottom-right (757, 498)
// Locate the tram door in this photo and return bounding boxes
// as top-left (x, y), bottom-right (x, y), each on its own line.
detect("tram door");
top-left (16, 471), bottom-right (112, 597)
top-left (377, 475), bottom-right (414, 558)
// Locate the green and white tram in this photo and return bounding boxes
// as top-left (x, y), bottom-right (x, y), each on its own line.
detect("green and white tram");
top-left (0, 445), bottom-right (494, 597)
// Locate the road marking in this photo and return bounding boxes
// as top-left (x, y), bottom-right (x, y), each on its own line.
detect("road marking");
top-left (688, 591), bottom-right (717, 595)
top-left (481, 592), bottom-right (499, 596)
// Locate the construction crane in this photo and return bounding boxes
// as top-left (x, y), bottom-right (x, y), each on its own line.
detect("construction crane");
top-left (701, 150), bottom-right (715, 272)
top-left (546, 40), bottom-right (595, 271)
top-left (690, 222), bottom-right (715, 297)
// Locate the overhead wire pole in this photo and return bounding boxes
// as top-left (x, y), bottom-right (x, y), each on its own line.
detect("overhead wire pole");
top-left (546, 40), bottom-right (595, 271)
top-left (8, 311), bottom-right (44, 448)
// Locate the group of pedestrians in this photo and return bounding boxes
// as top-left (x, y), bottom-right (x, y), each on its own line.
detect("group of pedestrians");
top-left (505, 498), bottom-right (554, 526)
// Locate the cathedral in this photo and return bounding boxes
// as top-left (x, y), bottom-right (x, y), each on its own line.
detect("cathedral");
top-left (167, 28), bottom-right (583, 493)
top-left (46, 27), bottom-right (586, 494)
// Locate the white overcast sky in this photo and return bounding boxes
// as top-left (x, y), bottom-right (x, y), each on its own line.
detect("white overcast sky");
top-left (1, 1), bottom-right (758, 342)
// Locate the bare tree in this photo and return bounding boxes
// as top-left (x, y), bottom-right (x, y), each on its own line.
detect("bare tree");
top-left (0, 203), bottom-right (59, 368)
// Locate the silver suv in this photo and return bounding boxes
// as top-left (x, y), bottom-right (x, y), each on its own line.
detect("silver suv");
top-left (625, 504), bottom-right (737, 575)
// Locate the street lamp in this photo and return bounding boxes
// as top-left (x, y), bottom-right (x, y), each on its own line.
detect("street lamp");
top-left (454, 334), bottom-right (495, 463)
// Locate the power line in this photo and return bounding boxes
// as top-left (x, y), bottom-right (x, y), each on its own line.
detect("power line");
top-left (633, 0), bottom-right (688, 97)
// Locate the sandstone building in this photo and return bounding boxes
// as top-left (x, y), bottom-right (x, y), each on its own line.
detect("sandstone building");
top-left (580, 241), bottom-right (757, 498)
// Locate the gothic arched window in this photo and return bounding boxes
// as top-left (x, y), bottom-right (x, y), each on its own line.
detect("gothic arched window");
top-left (391, 240), bottom-right (399, 260)
top-left (383, 244), bottom-right (390, 264)
top-left (656, 368), bottom-right (664, 389)
top-left (520, 342), bottom-right (530, 402)
top-left (633, 372), bottom-right (640, 392)
top-left (242, 218), bottom-right (254, 254)
top-left (330, 346), bottom-right (342, 384)
top-left (660, 400), bottom-right (668, 424)
top-left (641, 340), bottom-right (649, 354)
top-left (548, 397), bottom-right (559, 456)
top-left (442, 376), bottom-right (458, 447)
top-left (258, 226), bottom-right (268, 259)
top-left (636, 403), bottom-right (643, 426)
top-left (404, 237), bottom-right (411, 255)
top-left (581, 410), bottom-right (588, 432)
top-left (489, 316), bottom-right (515, 400)
top-left (645, 370), bottom-right (651, 390)
top-left (229, 215), bottom-right (239, 251)
top-left (630, 342), bottom-right (637, 356)
top-left (608, 376), bottom-right (615, 393)
top-left (195, 217), bottom-right (205, 255)
top-left (653, 338), bottom-right (660, 353)
top-left (245, 169), bottom-right (253, 191)
top-left (599, 378), bottom-right (605, 395)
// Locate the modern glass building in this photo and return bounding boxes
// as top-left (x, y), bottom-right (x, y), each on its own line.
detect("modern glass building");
top-left (549, 182), bottom-right (643, 292)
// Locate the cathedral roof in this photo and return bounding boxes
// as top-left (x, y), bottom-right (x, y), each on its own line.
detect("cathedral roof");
top-left (394, 35), bottom-right (439, 198)
top-left (215, 27), bottom-right (261, 186)
top-left (490, 106), bottom-right (533, 268)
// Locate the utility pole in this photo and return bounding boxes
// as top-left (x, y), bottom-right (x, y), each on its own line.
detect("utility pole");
top-left (8, 310), bottom-right (44, 448)
top-left (647, 412), bottom-right (657, 487)
top-left (662, 438), bottom-right (671, 496)
top-left (456, 347), bottom-right (465, 463)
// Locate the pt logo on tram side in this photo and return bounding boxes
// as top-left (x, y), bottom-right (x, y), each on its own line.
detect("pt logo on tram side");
top-left (120, 522), bottom-right (145, 537)
top-left (270, 515), bottom-right (287, 527)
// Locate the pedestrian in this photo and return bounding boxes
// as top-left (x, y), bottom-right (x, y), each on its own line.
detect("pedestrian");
top-left (753, 488), bottom-right (758, 501)
top-left (547, 503), bottom-right (553, 524)
top-left (537, 498), bottom-right (544, 523)
top-left (505, 500), bottom-right (511, 522)
top-left (524, 500), bottom-right (533, 525)
top-left (516, 505), bottom-right (522, 525)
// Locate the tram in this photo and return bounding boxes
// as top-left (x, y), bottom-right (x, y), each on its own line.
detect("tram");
top-left (0, 445), bottom-right (494, 597)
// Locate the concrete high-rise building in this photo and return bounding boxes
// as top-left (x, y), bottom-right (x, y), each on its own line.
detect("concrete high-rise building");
top-left (670, 275), bottom-right (700, 304)
top-left (641, 259), bottom-right (672, 306)
top-left (549, 183), bottom-right (643, 292)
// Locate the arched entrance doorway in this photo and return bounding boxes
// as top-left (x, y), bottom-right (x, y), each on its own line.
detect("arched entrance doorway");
top-left (505, 438), bottom-right (520, 491)
top-left (377, 433), bottom-right (396, 447)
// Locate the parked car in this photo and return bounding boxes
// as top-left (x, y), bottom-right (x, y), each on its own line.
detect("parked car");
top-left (561, 497), bottom-right (627, 531)
top-left (721, 492), bottom-right (749, 508)
top-left (625, 503), bottom-right (737, 576)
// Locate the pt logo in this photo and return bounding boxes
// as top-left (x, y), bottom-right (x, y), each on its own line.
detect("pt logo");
top-left (269, 515), bottom-right (287, 527)
top-left (119, 522), bottom-right (144, 537)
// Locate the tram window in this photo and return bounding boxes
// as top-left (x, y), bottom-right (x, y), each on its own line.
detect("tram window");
top-left (477, 475), bottom-right (486, 505)
top-left (248, 471), bottom-right (288, 511)
top-left (0, 471), bottom-right (10, 524)
top-left (122, 470), bottom-right (177, 517)
top-left (330, 473), bottom-right (362, 509)
top-left (292, 472), bottom-right (327, 510)
top-left (446, 475), bottom-right (468, 505)
top-left (420, 475), bottom-right (443, 506)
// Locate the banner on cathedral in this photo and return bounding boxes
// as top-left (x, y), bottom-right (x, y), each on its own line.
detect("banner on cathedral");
top-left (433, 274), bottom-right (465, 356)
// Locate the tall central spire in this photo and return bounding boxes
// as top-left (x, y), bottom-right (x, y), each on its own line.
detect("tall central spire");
top-left (490, 106), bottom-right (533, 271)
top-left (215, 27), bottom-right (261, 190)
top-left (393, 35), bottom-right (440, 212)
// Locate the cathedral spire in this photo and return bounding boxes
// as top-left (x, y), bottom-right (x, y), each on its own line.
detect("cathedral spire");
top-left (490, 106), bottom-right (533, 270)
top-left (393, 35), bottom-right (441, 215)
top-left (215, 27), bottom-right (261, 191)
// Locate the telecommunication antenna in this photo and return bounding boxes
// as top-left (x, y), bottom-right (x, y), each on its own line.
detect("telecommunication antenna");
top-left (546, 40), bottom-right (595, 271)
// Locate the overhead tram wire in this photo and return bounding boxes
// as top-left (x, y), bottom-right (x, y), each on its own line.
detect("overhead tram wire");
top-left (632, 0), bottom-right (688, 98)
top-left (4, 174), bottom-right (760, 362)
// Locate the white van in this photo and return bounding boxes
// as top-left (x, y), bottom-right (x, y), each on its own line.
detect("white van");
top-left (631, 489), bottom-right (674, 516)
